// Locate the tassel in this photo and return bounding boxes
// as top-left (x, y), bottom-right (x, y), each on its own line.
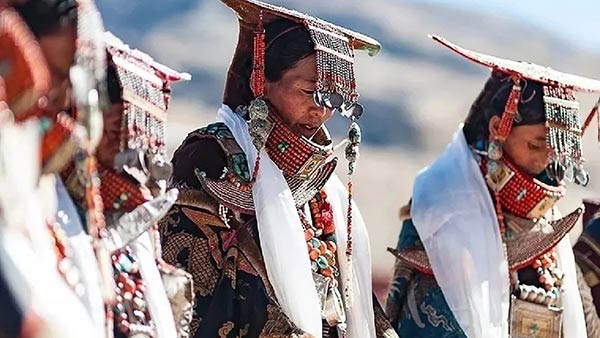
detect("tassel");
top-left (250, 11), bottom-right (266, 98)
top-left (497, 77), bottom-right (522, 142)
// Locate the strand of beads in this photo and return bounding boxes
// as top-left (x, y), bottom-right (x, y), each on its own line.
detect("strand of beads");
top-left (533, 250), bottom-right (564, 292)
top-left (518, 250), bottom-right (564, 307)
top-left (47, 220), bottom-right (85, 297)
top-left (112, 248), bottom-right (154, 338)
top-left (300, 191), bottom-right (339, 284)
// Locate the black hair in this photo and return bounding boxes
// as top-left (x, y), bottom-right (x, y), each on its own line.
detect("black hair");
top-left (227, 18), bottom-right (315, 110)
top-left (105, 58), bottom-right (122, 105)
top-left (13, 0), bottom-right (77, 38)
top-left (463, 70), bottom-right (546, 145)
top-left (264, 19), bottom-right (315, 82)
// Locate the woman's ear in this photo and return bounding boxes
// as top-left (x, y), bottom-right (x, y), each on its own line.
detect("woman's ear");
top-left (488, 115), bottom-right (501, 141)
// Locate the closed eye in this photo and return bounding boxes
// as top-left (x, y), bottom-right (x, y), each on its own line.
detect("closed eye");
top-left (528, 142), bottom-right (545, 151)
top-left (300, 89), bottom-right (315, 95)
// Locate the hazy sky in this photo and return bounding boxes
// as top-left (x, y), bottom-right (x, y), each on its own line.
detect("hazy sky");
top-left (423, 0), bottom-right (600, 52)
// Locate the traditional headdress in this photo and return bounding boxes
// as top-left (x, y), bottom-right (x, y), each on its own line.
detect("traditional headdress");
top-left (432, 35), bottom-right (600, 229)
top-left (102, 33), bottom-right (192, 338)
top-left (222, 0), bottom-right (380, 183)
top-left (213, 1), bottom-right (380, 336)
top-left (104, 31), bottom-right (190, 204)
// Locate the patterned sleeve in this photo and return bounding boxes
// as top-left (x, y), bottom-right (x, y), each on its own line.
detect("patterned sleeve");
top-left (385, 218), bottom-right (417, 329)
top-left (373, 294), bottom-right (401, 338)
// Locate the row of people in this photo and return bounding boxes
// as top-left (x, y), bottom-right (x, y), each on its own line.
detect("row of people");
top-left (1, 0), bottom-right (600, 338)
top-left (0, 1), bottom-right (192, 337)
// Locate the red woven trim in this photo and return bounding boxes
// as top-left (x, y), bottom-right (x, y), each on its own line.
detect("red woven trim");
top-left (387, 248), bottom-right (433, 275)
top-left (265, 111), bottom-right (332, 177)
top-left (482, 156), bottom-right (564, 219)
top-left (98, 165), bottom-right (146, 212)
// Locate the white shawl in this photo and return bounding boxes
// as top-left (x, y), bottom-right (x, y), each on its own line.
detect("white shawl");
top-left (217, 105), bottom-right (375, 338)
top-left (411, 126), bottom-right (585, 338)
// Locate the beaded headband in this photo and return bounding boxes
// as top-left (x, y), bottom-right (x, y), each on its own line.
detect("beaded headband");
top-left (432, 34), bottom-right (600, 186)
top-left (222, 0), bottom-right (380, 117)
top-left (104, 32), bottom-right (189, 197)
top-left (105, 32), bottom-right (190, 157)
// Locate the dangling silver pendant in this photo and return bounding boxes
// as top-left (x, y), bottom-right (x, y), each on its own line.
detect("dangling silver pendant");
top-left (487, 159), bottom-right (501, 175)
top-left (247, 98), bottom-right (273, 150)
top-left (564, 164), bottom-right (574, 183)
top-left (348, 122), bottom-right (361, 144)
top-left (574, 166), bottom-right (589, 186)
top-left (345, 121), bottom-right (361, 176)
top-left (487, 140), bottom-right (503, 161)
top-left (546, 161), bottom-right (565, 182)
top-left (345, 144), bottom-right (359, 176)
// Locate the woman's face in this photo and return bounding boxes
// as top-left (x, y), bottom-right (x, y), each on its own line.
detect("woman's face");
top-left (489, 115), bottom-right (552, 176)
top-left (264, 54), bottom-right (333, 139)
top-left (38, 25), bottom-right (77, 113)
top-left (96, 102), bottom-right (123, 168)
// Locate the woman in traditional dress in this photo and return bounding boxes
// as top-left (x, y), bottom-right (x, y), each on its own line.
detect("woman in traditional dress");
top-left (159, 0), bottom-right (397, 337)
top-left (385, 35), bottom-right (600, 338)
top-left (0, 0), bottom-right (107, 337)
top-left (60, 32), bottom-right (193, 338)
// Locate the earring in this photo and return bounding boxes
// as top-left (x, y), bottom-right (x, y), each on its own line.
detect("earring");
top-left (248, 98), bottom-right (272, 151)
top-left (487, 139), bottom-right (503, 161)
top-left (345, 120), bottom-right (361, 176)
top-left (574, 164), bottom-right (589, 186)
top-left (486, 139), bottom-right (503, 176)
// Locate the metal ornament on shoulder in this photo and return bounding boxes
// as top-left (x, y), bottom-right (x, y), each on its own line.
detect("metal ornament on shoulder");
top-left (248, 98), bottom-right (273, 150)
top-left (148, 156), bottom-right (173, 182)
top-left (114, 148), bottom-right (173, 197)
top-left (104, 188), bottom-right (178, 253)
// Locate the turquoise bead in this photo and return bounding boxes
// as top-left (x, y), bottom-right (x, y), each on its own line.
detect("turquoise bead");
top-left (118, 254), bottom-right (133, 273)
top-left (39, 117), bottom-right (52, 133)
top-left (316, 256), bottom-right (329, 269)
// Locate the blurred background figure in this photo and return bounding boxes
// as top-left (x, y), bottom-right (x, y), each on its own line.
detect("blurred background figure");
top-left (0, 0), bottom-right (107, 337)
top-left (60, 31), bottom-right (192, 338)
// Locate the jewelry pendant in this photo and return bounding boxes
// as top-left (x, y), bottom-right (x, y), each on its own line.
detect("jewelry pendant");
top-left (564, 163), bottom-right (574, 183)
top-left (487, 140), bottom-right (503, 161)
top-left (574, 165), bottom-right (589, 186)
top-left (487, 159), bottom-right (501, 176)
top-left (345, 121), bottom-right (361, 176)
top-left (247, 98), bottom-right (273, 150)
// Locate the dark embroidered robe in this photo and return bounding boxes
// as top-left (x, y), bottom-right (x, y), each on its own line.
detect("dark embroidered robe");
top-left (159, 123), bottom-right (398, 338)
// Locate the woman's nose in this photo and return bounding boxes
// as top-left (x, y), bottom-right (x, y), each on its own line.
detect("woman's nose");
top-left (310, 106), bottom-right (333, 123)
